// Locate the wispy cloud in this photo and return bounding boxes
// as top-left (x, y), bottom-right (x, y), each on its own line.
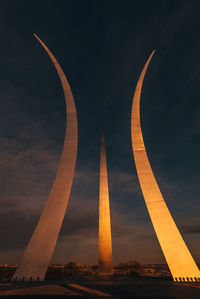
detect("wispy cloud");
top-left (179, 224), bottom-right (200, 235)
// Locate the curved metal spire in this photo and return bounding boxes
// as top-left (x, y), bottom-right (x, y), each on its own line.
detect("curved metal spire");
top-left (131, 51), bottom-right (200, 282)
top-left (13, 34), bottom-right (78, 281)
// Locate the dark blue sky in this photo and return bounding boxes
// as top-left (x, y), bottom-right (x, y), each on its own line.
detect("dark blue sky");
top-left (0, 0), bottom-right (200, 265)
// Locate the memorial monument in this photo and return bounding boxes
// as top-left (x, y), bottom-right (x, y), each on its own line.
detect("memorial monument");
top-left (13, 34), bottom-right (78, 281)
top-left (98, 131), bottom-right (113, 274)
top-left (131, 51), bottom-right (200, 282)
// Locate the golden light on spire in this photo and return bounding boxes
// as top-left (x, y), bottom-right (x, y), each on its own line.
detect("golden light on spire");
top-left (131, 51), bottom-right (200, 282)
top-left (98, 131), bottom-right (113, 274)
top-left (13, 34), bottom-right (78, 281)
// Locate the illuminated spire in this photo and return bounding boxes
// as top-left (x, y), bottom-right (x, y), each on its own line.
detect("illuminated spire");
top-left (98, 131), bottom-right (113, 274)
top-left (131, 51), bottom-right (200, 282)
top-left (13, 34), bottom-right (78, 281)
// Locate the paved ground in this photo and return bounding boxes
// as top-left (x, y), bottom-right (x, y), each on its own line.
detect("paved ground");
top-left (0, 275), bottom-right (200, 297)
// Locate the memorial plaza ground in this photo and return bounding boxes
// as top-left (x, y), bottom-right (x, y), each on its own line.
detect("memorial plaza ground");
top-left (0, 275), bottom-right (200, 297)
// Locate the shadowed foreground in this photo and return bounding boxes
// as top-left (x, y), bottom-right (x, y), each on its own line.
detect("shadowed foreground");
top-left (0, 276), bottom-right (200, 297)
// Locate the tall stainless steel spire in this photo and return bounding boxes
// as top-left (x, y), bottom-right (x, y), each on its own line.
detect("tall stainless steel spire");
top-left (13, 34), bottom-right (78, 281)
top-left (98, 131), bottom-right (113, 274)
top-left (131, 51), bottom-right (200, 282)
